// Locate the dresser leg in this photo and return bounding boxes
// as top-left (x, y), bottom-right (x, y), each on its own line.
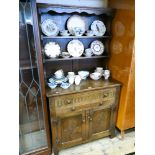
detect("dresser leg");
top-left (54, 149), bottom-right (59, 155)
top-left (110, 128), bottom-right (116, 138)
top-left (120, 130), bottom-right (125, 139)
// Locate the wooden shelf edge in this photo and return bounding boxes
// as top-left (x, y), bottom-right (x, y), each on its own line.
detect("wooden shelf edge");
top-left (43, 55), bottom-right (109, 62)
top-left (41, 35), bottom-right (112, 40)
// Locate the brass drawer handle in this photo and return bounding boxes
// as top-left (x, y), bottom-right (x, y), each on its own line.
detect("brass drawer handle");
top-left (103, 93), bottom-right (108, 97)
top-left (71, 107), bottom-right (76, 111)
top-left (88, 116), bottom-right (93, 121)
top-left (99, 102), bottom-right (103, 106)
top-left (65, 99), bottom-right (72, 104)
top-left (82, 119), bottom-right (85, 123)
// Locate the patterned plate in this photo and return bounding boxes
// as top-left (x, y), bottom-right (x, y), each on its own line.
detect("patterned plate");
top-left (67, 15), bottom-right (86, 36)
top-left (90, 40), bottom-right (104, 56)
top-left (44, 42), bottom-right (61, 58)
top-left (91, 20), bottom-right (106, 36)
top-left (67, 40), bottom-right (84, 57)
top-left (41, 19), bottom-right (59, 36)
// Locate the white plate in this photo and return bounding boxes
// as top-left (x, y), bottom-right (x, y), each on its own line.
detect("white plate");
top-left (67, 40), bottom-right (84, 57)
top-left (44, 42), bottom-right (61, 58)
top-left (90, 40), bottom-right (104, 56)
top-left (91, 20), bottom-right (106, 36)
top-left (41, 19), bottom-right (59, 36)
top-left (67, 15), bottom-right (86, 36)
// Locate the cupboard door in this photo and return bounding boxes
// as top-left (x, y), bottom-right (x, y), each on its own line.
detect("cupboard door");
top-left (88, 106), bottom-right (112, 140)
top-left (56, 111), bottom-right (86, 148)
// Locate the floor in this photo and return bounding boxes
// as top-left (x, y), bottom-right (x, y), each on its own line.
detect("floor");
top-left (52, 130), bottom-right (135, 155)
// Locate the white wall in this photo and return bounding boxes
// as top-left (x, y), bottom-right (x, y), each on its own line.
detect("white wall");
top-left (36, 0), bottom-right (108, 8)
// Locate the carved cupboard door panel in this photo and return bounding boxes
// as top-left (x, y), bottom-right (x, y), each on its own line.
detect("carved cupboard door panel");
top-left (58, 111), bottom-right (86, 148)
top-left (88, 106), bottom-right (111, 140)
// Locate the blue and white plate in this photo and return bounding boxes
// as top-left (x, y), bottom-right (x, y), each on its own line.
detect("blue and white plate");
top-left (49, 77), bottom-right (55, 83)
top-left (60, 82), bottom-right (71, 89)
top-left (47, 82), bottom-right (57, 89)
top-left (49, 76), bottom-right (68, 85)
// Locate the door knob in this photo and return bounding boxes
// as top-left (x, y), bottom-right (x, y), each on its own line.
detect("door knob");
top-left (82, 119), bottom-right (85, 123)
top-left (99, 102), bottom-right (103, 106)
top-left (66, 99), bottom-right (71, 104)
top-left (89, 118), bottom-right (93, 121)
top-left (71, 107), bottom-right (76, 111)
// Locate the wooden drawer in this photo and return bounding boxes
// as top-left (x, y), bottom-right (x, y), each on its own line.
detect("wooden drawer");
top-left (50, 88), bottom-right (116, 116)
top-left (56, 100), bottom-right (114, 116)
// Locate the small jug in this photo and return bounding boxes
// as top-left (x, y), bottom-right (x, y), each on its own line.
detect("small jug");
top-left (68, 75), bottom-right (75, 85)
top-left (75, 75), bottom-right (81, 85)
top-left (103, 70), bottom-right (110, 80)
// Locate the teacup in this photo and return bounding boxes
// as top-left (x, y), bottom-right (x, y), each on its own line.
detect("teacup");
top-left (72, 27), bottom-right (85, 36)
top-left (96, 67), bottom-right (103, 71)
top-left (95, 67), bottom-right (104, 75)
top-left (54, 69), bottom-right (64, 79)
top-left (90, 72), bottom-right (102, 80)
top-left (61, 52), bottom-right (71, 58)
top-left (78, 71), bottom-right (89, 80)
top-left (95, 67), bottom-right (103, 72)
top-left (86, 30), bottom-right (94, 36)
top-left (68, 72), bottom-right (75, 77)
top-left (60, 30), bottom-right (70, 36)
top-left (60, 82), bottom-right (71, 89)
top-left (85, 48), bottom-right (93, 57)
top-left (48, 82), bottom-right (57, 89)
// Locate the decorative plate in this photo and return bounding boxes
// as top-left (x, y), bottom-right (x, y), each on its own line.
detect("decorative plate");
top-left (67, 40), bottom-right (84, 57)
top-left (41, 19), bottom-right (59, 36)
top-left (90, 40), bottom-right (104, 56)
top-left (47, 82), bottom-right (57, 89)
top-left (67, 15), bottom-right (86, 36)
top-left (60, 82), bottom-right (71, 89)
top-left (44, 42), bottom-right (61, 58)
top-left (91, 20), bottom-right (106, 36)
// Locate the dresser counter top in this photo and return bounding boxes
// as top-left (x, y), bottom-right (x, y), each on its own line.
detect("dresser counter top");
top-left (46, 78), bottom-right (121, 97)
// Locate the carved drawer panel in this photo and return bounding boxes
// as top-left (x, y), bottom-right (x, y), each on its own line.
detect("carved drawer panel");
top-left (51, 88), bottom-right (116, 115)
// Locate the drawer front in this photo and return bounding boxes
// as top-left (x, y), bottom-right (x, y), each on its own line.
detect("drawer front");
top-left (50, 88), bottom-right (116, 115)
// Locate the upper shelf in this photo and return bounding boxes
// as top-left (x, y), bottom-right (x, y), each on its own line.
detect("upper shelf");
top-left (41, 35), bottom-right (112, 40)
top-left (38, 4), bottom-right (116, 16)
top-left (43, 55), bottom-right (109, 63)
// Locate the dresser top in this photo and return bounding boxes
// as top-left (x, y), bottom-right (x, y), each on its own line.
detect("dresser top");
top-left (46, 79), bottom-right (121, 97)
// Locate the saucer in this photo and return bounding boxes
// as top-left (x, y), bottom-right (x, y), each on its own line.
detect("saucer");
top-left (60, 33), bottom-right (71, 36)
top-left (52, 76), bottom-right (68, 84)
top-left (47, 82), bottom-right (57, 89)
top-left (60, 82), bottom-right (71, 89)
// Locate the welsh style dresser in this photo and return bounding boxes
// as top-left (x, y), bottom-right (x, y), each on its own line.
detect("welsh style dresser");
top-left (19, 1), bottom-right (121, 154)
top-left (36, 4), bottom-right (121, 155)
